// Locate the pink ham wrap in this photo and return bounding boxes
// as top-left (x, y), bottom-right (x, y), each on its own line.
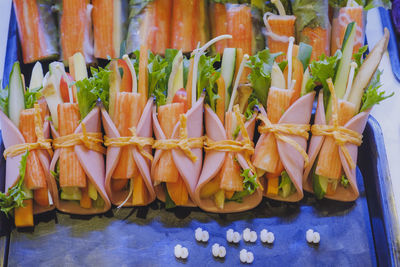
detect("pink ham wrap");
top-left (50, 107), bottom-right (111, 214)
top-left (303, 92), bottom-right (371, 201)
top-left (0, 111), bottom-right (56, 214)
top-left (102, 99), bottom-right (156, 206)
top-left (194, 106), bottom-right (262, 213)
top-left (151, 97), bottom-right (204, 207)
top-left (256, 92), bottom-right (315, 202)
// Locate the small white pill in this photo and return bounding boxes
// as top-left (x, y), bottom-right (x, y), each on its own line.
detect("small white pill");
top-left (306, 229), bottom-right (314, 243)
top-left (174, 245), bottom-right (182, 258)
top-left (195, 231), bottom-right (203, 241)
top-left (260, 229), bottom-right (268, 243)
top-left (218, 246), bottom-right (226, 258)
top-left (212, 244), bottom-right (220, 257)
top-left (195, 227), bottom-right (203, 233)
top-left (246, 251), bottom-right (254, 263)
top-left (227, 229), bottom-right (234, 242)
top-left (201, 230), bottom-right (209, 242)
top-left (249, 231), bottom-right (257, 242)
top-left (266, 232), bottom-right (275, 244)
top-left (233, 232), bottom-right (241, 243)
top-left (239, 249), bottom-right (248, 263)
top-left (181, 247), bottom-right (189, 259)
top-left (313, 232), bottom-right (320, 244)
top-left (243, 230), bottom-right (251, 242)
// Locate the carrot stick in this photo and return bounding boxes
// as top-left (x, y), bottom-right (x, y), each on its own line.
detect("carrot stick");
top-left (166, 174), bottom-right (188, 206)
top-left (132, 175), bottom-right (148, 205)
top-left (14, 199), bottom-right (34, 227)
top-left (225, 190), bottom-right (235, 199)
top-left (112, 92), bottom-right (142, 179)
top-left (58, 103), bottom-right (87, 188)
top-left (185, 58), bottom-right (194, 110)
top-left (80, 181), bottom-right (92, 209)
top-left (216, 75), bottom-right (226, 123)
top-left (171, 0), bottom-right (194, 52)
top-left (150, 0), bottom-right (172, 54)
top-left (210, 3), bottom-right (228, 54)
top-left (284, 57), bottom-right (304, 104)
top-left (301, 26), bottom-right (330, 61)
top-left (266, 15), bottom-right (296, 62)
top-left (92, 0), bottom-right (114, 59)
top-left (252, 87), bottom-right (292, 173)
top-left (34, 187), bottom-right (49, 207)
top-left (111, 179), bottom-right (128, 192)
top-left (60, 0), bottom-right (90, 64)
top-left (138, 44), bottom-right (149, 106)
top-left (266, 177), bottom-right (279, 195)
top-left (315, 100), bottom-right (357, 179)
top-left (153, 103), bottom-right (185, 183)
top-left (227, 4), bottom-right (253, 56)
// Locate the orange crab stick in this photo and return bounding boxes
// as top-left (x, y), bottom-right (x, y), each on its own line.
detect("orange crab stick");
top-left (209, 3), bottom-right (228, 54)
top-left (92, 0), bottom-right (114, 59)
top-left (58, 103), bottom-right (87, 188)
top-left (302, 27), bottom-right (330, 61)
top-left (226, 4), bottom-right (253, 56)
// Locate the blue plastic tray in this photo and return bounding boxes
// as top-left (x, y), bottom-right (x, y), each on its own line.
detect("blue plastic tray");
top-left (1, 4), bottom-right (399, 267)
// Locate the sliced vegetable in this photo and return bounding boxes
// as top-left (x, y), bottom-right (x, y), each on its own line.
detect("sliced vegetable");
top-left (8, 62), bottom-right (25, 127)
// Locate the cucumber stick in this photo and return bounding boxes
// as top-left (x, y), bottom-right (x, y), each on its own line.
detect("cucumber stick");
top-left (29, 62), bottom-right (44, 89)
top-left (326, 22), bottom-right (356, 120)
top-left (221, 48), bottom-right (236, 110)
top-left (8, 62), bottom-right (25, 127)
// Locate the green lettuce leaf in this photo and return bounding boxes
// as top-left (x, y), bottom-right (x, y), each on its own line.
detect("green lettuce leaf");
top-left (0, 86), bottom-right (9, 116)
top-left (228, 168), bottom-right (259, 203)
top-left (247, 49), bottom-right (281, 106)
top-left (197, 54), bottom-right (221, 111)
top-left (353, 45), bottom-right (368, 76)
top-left (360, 70), bottom-right (393, 112)
top-left (25, 86), bottom-right (42, 109)
top-left (148, 52), bottom-right (169, 107)
top-left (329, 0), bottom-right (391, 9)
top-left (76, 67), bottom-right (111, 119)
top-left (163, 183), bottom-right (176, 209)
top-left (340, 175), bottom-right (349, 188)
top-left (292, 0), bottom-right (327, 34)
top-left (244, 93), bottom-right (259, 120)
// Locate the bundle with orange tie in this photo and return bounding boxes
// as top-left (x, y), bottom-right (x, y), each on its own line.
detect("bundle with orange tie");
top-left (0, 62), bottom-right (55, 227)
top-left (303, 26), bottom-right (391, 201)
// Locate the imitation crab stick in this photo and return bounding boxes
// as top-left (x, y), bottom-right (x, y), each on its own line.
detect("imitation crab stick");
top-left (138, 44), bottom-right (149, 106)
top-left (216, 76), bottom-right (226, 123)
top-left (60, 0), bottom-right (92, 64)
top-left (58, 103), bottom-right (87, 188)
top-left (92, 0), bottom-right (114, 59)
top-left (265, 15), bottom-right (296, 62)
top-left (331, 6), bottom-right (364, 55)
top-left (315, 100), bottom-right (357, 179)
top-left (13, 0), bottom-right (57, 63)
top-left (186, 58), bottom-right (194, 110)
top-left (19, 109), bottom-right (47, 190)
top-left (209, 3), bottom-right (228, 54)
top-left (112, 92), bottom-right (142, 179)
top-left (227, 5), bottom-right (253, 56)
top-left (302, 27), bottom-right (330, 61)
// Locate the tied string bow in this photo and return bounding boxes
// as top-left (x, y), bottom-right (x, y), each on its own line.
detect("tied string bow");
top-left (104, 127), bottom-right (154, 161)
top-left (53, 123), bottom-right (106, 154)
top-left (153, 114), bottom-right (204, 162)
top-left (311, 79), bottom-right (362, 170)
top-left (257, 114), bottom-right (310, 168)
top-left (4, 103), bottom-right (53, 159)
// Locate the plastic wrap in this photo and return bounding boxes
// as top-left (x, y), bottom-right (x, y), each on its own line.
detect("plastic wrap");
top-left (13, 0), bottom-right (59, 64)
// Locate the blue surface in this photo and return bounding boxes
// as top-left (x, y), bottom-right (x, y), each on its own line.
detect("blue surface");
top-left (379, 7), bottom-right (400, 82)
top-left (2, 4), bottom-right (18, 89)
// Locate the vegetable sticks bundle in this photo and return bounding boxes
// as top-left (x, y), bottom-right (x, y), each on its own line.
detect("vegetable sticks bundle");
top-left (126, 0), bottom-right (172, 55)
top-left (195, 36), bottom-right (264, 213)
top-left (102, 52), bottom-right (155, 207)
top-left (13, 0), bottom-right (59, 64)
top-left (45, 53), bottom-right (110, 214)
top-left (303, 26), bottom-right (392, 201)
top-left (0, 62), bottom-right (56, 227)
top-left (251, 38), bottom-right (314, 202)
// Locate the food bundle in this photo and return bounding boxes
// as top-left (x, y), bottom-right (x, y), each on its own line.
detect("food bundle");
top-left (0, 17), bottom-right (392, 226)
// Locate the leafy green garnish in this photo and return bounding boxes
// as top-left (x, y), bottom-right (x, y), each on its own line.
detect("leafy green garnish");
top-left (25, 86), bottom-right (42, 109)
top-left (292, 0), bottom-right (326, 34)
top-left (148, 53), bottom-right (169, 107)
top-left (278, 171), bottom-right (296, 198)
top-left (353, 45), bottom-right (368, 75)
top-left (247, 49), bottom-right (281, 106)
top-left (232, 125), bottom-right (241, 140)
top-left (360, 70), bottom-right (393, 112)
top-left (76, 67), bottom-right (111, 119)
top-left (244, 94), bottom-right (259, 120)
top-left (0, 150), bottom-right (29, 216)
top-left (228, 168), bottom-right (259, 203)
top-left (328, 0), bottom-right (391, 9)
top-left (0, 86), bottom-right (9, 116)
top-left (197, 54), bottom-right (221, 111)
top-left (163, 183), bottom-right (176, 209)
top-left (340, 175), bottom-right (349, 188)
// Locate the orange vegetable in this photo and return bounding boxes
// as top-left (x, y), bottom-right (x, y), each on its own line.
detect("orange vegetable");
top-left (14, 199), bottom-right (34, 228)
top-left (58, 103), bottom-right (87, 188)
top-left (216, 75), bottom-right (226, 123)
top-left (185, 58), bottom-right (194, 110)
top-left (111, 179), bottom-right (128, 191)
top-left (209, 3), bottom-right (228, 54)
top-left (283, 57), bottom-right (304, 104)
top-left (234, 48), bottom-right (250, 84)
top-left (266, 177), bottom-right (279, 195)
top-left (92, 0), bottom-right (114, 59)
top-left (112, 92), bottom-right (142, 179)
top-left (166, 174), bottom-right (188, 206)
top-left (138, 44), bottom-right (149, 106)
top-left (315, 100), bottom-right (357, 179)
top-left (153, 103), bottom-right (185, 183)
top-left (80, 182), bottom-right (92, 209)
top-left (266, 15), bottom-right (296, 62)
top-left (227, 5), bottom-right (253, 56)
top-left (301, 27), bottom-right (330, 61)
top-left (225, 190), bottom-right (235, 199)
top-left (132, 175), bottom-right (148, 205)
top-left (34, 187), bottom-right (49, 207)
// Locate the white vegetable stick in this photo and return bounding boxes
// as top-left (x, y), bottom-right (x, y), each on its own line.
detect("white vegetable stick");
top-left (271, 0), bottom-right (286, 16)
top-left (228, 54), bottom-right (250, 112)
top-left (344, 62), bottom-right (357, 101)
top-left (287, 36), bottom-right (295, 89)
top-left (122, 54), bottom-right (138, 93)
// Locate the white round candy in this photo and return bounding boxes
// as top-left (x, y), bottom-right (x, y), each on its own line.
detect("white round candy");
top-left (260, 230), bottom-right (268, 243)
top-left (227, 229), bottom-right (234, 242)
top-left (313, 232), bottom-right (320, 244)
top-left (212, 244), bottom-right (220, 257)
top-left (201, 230), bottom-right (209, 242)
top-left (250, 231), bottom-right (257, 242)
top-left (233, 232), bottom-right (241, 243)
top-left (246, 252), bottom-right (254, 263)
top-left (218, 246), bottom-right (226, 258)
top-left (195, 227), bottom-right (203, 233)
top-left (306, 229), bottom-right (314, 243)
top-left (266, 232), bottom-right (275, 244)
top-left (181, 247), bottom-right (189, 259)
top-left (195, 231), bottom-right (203, 241)
top-left (174, 245), bottom-right (182, 258)
top-left (239, 250), bottom-right (248, 263)
top-left (243, 230), bottom-right (251, 242)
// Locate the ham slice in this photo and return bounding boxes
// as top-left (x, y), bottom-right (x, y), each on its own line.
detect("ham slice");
top-left (102, 99), bottom-right (156, 206)
top-left (151, 97), bottom-right (204, 207)
top-left (0, 111), bottom-right (56, 214)
top-left (50, 107), bottom-right (111, 214)
top-left (258, 92), bottom-right (315, 202)
top-left (303, 92), bottom-right (371, 201)
top-left (194, 106), bottom-right (262, 213)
